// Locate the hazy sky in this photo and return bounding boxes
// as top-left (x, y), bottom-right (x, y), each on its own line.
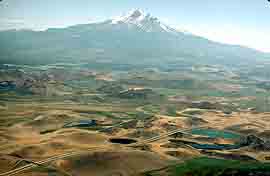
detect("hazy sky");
top-left (0, 0), bottom-right (269, 52)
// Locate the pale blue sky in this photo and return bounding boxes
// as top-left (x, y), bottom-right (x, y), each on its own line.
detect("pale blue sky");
top-left (0, 0), bottom-right (269, 52)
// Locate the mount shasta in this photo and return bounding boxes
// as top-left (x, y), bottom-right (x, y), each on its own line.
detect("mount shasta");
top-left (0, 9), bottom-right (268, 66)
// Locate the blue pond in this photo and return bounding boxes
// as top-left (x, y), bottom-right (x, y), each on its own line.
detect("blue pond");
top-left (191, 129), bottom-right (241, 139)
top-left (189, 129), bottom-right (242, 150)
top-left (0, 81), bottom-right (16, 91)
top-left (63, 120), bottom-right (97, 128)
top-left (191, 143), bottom-right (241, 150)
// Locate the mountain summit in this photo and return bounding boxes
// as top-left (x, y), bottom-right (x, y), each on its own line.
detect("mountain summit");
top-left (109, 9), bottom-right (179, 34)
top-left (111, 9), bottom-right (147, 24)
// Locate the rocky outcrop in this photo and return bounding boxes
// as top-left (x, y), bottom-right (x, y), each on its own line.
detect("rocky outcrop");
top-left (121, 120), bottom-right (138, 129)
top-left (240, 135), bottom-right (270, 151)
top-left (190, 101), bottom-right (218, 109)
top-left (200, 150), bottom-right (257, 161)
top-left (127, 130), bottom-right (157, 139)
top-left (97, 83), bottom-right (125, 95)
top-left (0, 69), bottom-right (51, 95)
top-left (118, 88), bottom-right (156, 99)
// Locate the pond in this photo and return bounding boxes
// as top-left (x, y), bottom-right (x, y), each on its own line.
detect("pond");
top-left (63, 120), bottom-right (97, 128)
top-left (191, 129), bottom-right (241, 139)
top-left (0, 81), bottom-right (16, 91)
top-left (191, 143), bottom-right (241, 150)
top-left (109, 138), bottom-right (137, 144)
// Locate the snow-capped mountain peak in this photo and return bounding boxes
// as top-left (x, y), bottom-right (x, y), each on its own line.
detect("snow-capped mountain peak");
top-left (110, 9), bottom-right (179, 34)
top-left (111, 9), bottom-right (148, 24)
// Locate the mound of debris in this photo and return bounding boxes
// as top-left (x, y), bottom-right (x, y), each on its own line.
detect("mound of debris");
top-left (189, 101), bottom-right (235, 113)
top-left (185, 116), bottom-right (208, 126)
top-left (121, 120), bottom-right (138, 129)
top-left (0, 69), bottom-right (51, 95)
top-left (127, 130), bottom-right (158, 139)
top-left (130, 144), bottom-right (152, 152)
top-left (190, 101), bottom-right (218, 110)
top-left (201, 150), bottom-right (257, 161)
top-left (240, 135), bottom-right (270, 151)
top-left (257, 130), bottom-right (270, 140)
top-left (118, 88), bottom-right (160, 99)
top-left (97, 83), bottom-right (125, 95)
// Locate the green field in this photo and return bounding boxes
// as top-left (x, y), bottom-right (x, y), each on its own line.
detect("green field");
top-left (145, 157), bottom-right (270, 176)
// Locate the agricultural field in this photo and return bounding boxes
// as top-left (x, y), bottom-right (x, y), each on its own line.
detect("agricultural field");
top-left (0, 63), bottom-right (269, 176)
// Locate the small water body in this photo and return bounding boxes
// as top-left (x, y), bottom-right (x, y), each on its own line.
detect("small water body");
top-left (0, 81), bottom-right (16, 91)
top-left (191, 143), bottom-right (241, 150)
top-left (109, 138), bottom-right (137, 144)
top-left (191, 129), bottom-right (241, 139)
top-left (63, 120), bottom-right (97, 128)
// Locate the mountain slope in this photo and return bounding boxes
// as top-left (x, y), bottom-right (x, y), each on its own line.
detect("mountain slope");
top-left (0, 9), bottom-right (268, 66)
